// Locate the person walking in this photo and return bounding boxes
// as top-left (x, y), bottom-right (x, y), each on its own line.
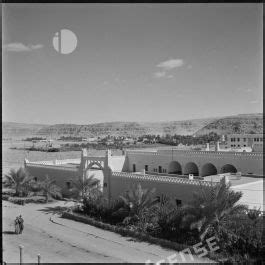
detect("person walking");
top-left (14, 217), bottom-right (20, 234)
top-left (18, 215), bottom-right (24, 234)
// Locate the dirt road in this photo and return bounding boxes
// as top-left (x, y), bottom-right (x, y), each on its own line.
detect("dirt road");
top-left (3, 200), bottom-right (213, 263)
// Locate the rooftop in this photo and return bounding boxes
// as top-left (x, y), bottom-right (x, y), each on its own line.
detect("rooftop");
top-left (203, 174), bottom-right (263, 186)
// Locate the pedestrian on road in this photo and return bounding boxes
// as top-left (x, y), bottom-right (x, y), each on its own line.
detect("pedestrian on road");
top-left (18, 215), bottom-right (24, 234)
top-left (14, 217), bottom-right (20, 234)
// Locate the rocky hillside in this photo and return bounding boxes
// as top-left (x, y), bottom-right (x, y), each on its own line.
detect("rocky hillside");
top-left (2, 122), bottom-right (49, 139)
top-left (3, 113), bottom-right (263, 139)
top-left (195, 113), bottom-right (263, 136)
top-left (36, 118), bottom-right (216, 138)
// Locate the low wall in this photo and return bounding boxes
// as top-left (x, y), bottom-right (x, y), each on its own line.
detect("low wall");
top-left (25, 163), bottom-right (80, 188)
top-left (110, 172), bottom-right (216, 203)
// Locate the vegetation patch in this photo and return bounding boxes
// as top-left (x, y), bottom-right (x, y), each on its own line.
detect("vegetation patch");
top-left (61, 211), bottom-right (190, 254)
top-left (8, 195), bottom-right (47, 205)
top-left (61, 181), bottom-right (263, 263)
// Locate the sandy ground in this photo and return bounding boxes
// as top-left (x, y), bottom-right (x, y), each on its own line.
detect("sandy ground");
top-left (3, 200), bottom-right (214, 263)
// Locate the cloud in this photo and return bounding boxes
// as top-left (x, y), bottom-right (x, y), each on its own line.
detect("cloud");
top-left (154, 71), bottom-right (166, 78)
top-left (157, 59), bottom-right (184, 70)
top-left (3, 42), bottom-right (44, 52)
top-left (250, 100), bottom-right (259, 104)
top-left (30, 44), bottom-right (43, 50)
top-left (153, 71), bottom-right (175, 79)
top-left (245, 88), bottom-right (253, 92)
top-left (236, 88), bottom-right (253, 93)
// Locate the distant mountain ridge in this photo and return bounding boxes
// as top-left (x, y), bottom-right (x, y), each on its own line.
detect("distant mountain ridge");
top-left (2, 122), bottom-right (49, 138)
top-left (3, 113), bottom-right (263, 139)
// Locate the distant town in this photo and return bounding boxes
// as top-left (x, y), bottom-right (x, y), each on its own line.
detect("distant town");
top-left (16, 132), bottom-right (263, 153)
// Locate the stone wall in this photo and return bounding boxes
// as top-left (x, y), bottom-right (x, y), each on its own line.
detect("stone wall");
top-left (109, 171), bottom-right (216, 203)
top-left (125, 149), bottom-right (263, 176)
top-left (25, 163), bottom-right (80, 188)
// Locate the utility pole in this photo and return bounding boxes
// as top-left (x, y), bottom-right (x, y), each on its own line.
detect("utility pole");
top-left (19, 245), bottom-right (24, 264)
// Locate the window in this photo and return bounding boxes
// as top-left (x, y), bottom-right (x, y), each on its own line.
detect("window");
top-left (257, 138), bottom-right (259, 142)
top-left (145, 165), bottom-right (148, 172)
top-left (243, 138), bottom-right (246, 142)
top-left (34, 177), bottom-right (38, 182)
top-left (158, 166), bottom-right (162, 173)
top-left (176, 199), bottom-right (182, 207)
top-left (66, 182), bottom-right (71, 189)
top-left (238, 145), bottom-right (240, 147)
top-left (237, 138), bottom-right (240, 142)
top-left (244, 145), bottom-right (246, 147)
top-left (103, 182), bottom-right (107, 187)
top-left (133, 164), bottom-right (136, 172)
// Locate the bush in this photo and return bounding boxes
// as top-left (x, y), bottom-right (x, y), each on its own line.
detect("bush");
top-left (2, 194), bottom-right (10, 201)
top-left (82, 192), bottom-right (125, 224)
top-left (8, 196), bottom-right (47, 205)
top-left (62, 211), bottom-right (190, 254)
top-left (2, 188), bottom-right (16, 196)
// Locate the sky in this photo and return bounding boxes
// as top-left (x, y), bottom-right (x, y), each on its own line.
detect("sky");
top-left (2, 4), bottom-right (263, 125)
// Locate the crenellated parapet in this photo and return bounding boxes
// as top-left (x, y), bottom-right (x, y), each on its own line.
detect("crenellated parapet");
top-left (112, 171), bottom-right (218, 187)
top-left (127, 149), bottom-right (263, 159)
top-left (25, 162), bottom-right (79, 172)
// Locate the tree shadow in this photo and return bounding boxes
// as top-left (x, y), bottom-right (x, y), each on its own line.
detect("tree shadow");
top-left (3, 230), bottom-right (16, 235)
top-left (37, 206), bottom-right (71, 215)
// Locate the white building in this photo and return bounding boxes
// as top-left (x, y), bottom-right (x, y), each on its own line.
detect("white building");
top-left (226, 133), bottom-right (263, 151)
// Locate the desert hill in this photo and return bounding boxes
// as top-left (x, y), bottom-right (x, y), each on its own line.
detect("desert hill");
top-left (195, 113), bottom-right (263, 136)
top-left (2, 122), bottom-right (49, 138)
top-left (3, 113), bottom-right (263, 139)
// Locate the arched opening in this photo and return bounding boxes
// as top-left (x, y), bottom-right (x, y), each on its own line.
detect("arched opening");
top-left (220, 164), bottom-right (237, 174)
top-left (168, 161), bottom-right (182, 174)
top-left (201, 163), bottom-right (217, 177)
top-left (184, 162), bottom-right (199, 176)
top-left (85, 162), bottom-right (104, 190)
top-left (87, 161), bottom-right (103, 170)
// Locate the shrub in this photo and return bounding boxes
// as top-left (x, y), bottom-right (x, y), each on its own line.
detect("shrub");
top-left (2, 194), bottom-right (10, 201)
top-left (4, 168), bottom-right (33, 197)
top-left (8, 196), bottom-right (47, 205)
top-left (2, 188), bottom-right (16, 196)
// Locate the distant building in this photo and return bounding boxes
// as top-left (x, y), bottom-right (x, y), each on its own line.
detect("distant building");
top-left (123, 138), bottom-right (135, 145)
top-left (87, 137), bottom-right (98, 143)
top-left (226, 133), bottom-right (263, 151)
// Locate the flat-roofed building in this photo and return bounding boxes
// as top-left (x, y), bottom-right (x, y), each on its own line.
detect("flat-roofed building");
top-left (227, 133), bottom-right (263, 151)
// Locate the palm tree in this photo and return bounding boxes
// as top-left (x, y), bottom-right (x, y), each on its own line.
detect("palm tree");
top-left (183, 177), bottom-right (248, 241)
top-left (72, 174), bottom-right (100, 201)
top-left (117, 183), bottom-right (158, 224)
top-left (40, 175), bottom-right (62, 203)
top-left (4, 167), bottom-right (33, 196)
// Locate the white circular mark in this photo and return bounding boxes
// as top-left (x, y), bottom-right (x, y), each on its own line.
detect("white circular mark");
top-left (53, 29), bottom-right (78, 54)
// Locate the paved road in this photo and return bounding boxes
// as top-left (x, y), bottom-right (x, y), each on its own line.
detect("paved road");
top-left (3, 200), bottom-right (213, 263)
